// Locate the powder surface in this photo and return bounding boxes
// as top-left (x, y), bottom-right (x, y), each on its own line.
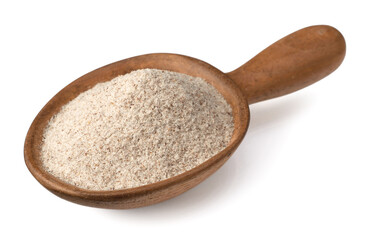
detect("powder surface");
top-left (41, 69), bottom-right (234, 190)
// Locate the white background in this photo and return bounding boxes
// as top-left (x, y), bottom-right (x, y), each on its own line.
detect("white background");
top-left (1, 0), bottom-right (369, 239)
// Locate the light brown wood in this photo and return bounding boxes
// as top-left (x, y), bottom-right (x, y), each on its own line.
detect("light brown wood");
top-left (228, 25), bottom-right (346, 104)
top-left (24, 54), bottom-right (250, 209)
top-left (24, 25), bottom-right (345, 209)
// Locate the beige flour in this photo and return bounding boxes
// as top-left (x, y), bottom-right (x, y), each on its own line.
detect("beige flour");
top-left (41, 69), bottom-right (234, 190)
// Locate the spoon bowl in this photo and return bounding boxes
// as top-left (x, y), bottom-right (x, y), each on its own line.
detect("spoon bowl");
top-left (25, 53), bottom-right (249, 208)
top-left (24, 25), bottom-right (345, 209)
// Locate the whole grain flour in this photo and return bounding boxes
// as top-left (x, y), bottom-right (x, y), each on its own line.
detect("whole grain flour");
top-left (41, 69), bottom-right (234, 190)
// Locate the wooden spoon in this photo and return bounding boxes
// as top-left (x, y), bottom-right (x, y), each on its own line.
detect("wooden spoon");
top-left (24, 25), bottom-right (345, 209)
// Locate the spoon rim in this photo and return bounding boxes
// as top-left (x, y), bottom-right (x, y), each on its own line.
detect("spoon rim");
top-left (24, 53), bottom-right (250, 204)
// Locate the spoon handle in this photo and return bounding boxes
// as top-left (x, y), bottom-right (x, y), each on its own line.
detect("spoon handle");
top-left (227, 25), bottom-right (346, 104)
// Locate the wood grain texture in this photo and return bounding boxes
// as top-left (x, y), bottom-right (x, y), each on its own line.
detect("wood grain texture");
top-left (24, 54), bottom-right (249, 209)
top-left (227, 25), bottom-right (346, 104)
top-left (24, 25), bottom-right (345, 209)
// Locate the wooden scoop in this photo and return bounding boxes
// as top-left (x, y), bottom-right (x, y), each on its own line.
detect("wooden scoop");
top-left (24, 25), bottom-right (346, 209)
